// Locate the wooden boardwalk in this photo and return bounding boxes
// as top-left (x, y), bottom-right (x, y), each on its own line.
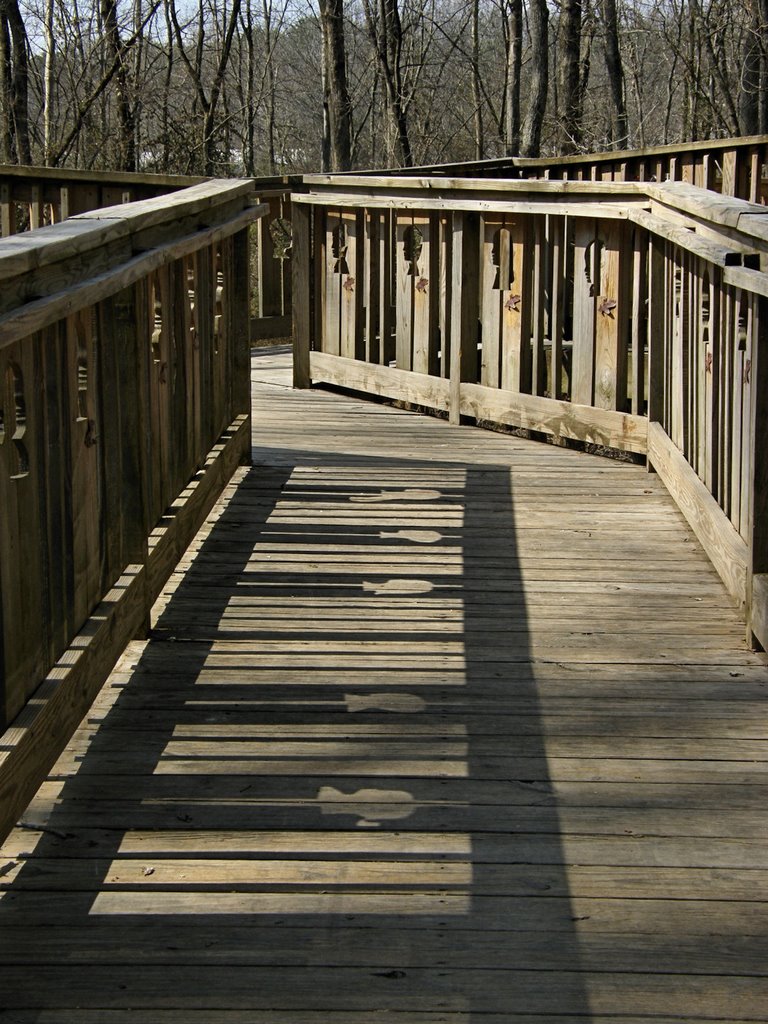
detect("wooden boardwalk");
top-left (1, 347), bottom-right (768, 1022)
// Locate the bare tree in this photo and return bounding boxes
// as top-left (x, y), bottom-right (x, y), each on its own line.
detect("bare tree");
top-left (600, 0), bottom-right (627, 146)
top-left (169, 0), bottom-right (243, 173)
top-left (740, 0), bottom-right (768, 133)
top-left (0, 0), bottom-right (30, 163)
top-left (521, 0), bottom-right (548, 155)
top-left (502, 0), bottom-right (522, 154)
top-left (100, 0), bottom-right (135, 169)
top-left (43, 0), bottom-right (55, 162)
top-left (558, 0), bottom-right (584, 151)
top-left (362, 0), bottom-right (413, 165)
top-left (470, 0), bottom-right (482, 158)
top-left (318, 0), bottom-right (353, 170)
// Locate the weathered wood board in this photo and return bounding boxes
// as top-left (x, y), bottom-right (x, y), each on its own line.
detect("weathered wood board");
top-left (1, 348), bottom-right (767, 1022)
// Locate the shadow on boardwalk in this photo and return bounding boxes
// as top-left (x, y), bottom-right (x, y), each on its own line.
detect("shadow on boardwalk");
top-left (1, 361), bottom-right (767, 1020)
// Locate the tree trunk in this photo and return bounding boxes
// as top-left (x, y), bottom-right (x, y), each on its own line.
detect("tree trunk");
top-left (0, 0), bottom-right (30, 164)
top-left (471, 0), bottom-right (483, 160)
top-left (503, 0), bottom-right (522, 155)
top-left (0, 12), bottom-right (11, 163)
top-left (558, 0), bottom-right (582, 152)
top-left (101, 0), bottom-right (136, 170)
top-left (600, 0), bottom-right (627, 147)
top-left (318, 0), bottom-right (352, 171)
top-left (321, 33), bottom-right (331, 171)
top-left (362, 0), bottom-right (412, 167)
top-left (761, 0), bottom-right (768, 133)
top-left (43, 0), bottom-right (54, 163)
top-left (743, 0), bottom-right (768, 134)
top-left (262, 0), bottom-right (277, 173)
top-left (521, 0), bottom-right (548, 156)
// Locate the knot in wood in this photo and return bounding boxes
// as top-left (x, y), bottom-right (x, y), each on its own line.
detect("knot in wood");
top-left (84, 419), bottom-right (98, 448)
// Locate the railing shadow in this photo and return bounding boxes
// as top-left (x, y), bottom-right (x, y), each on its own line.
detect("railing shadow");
top-left (0, 442), bottom-right (592, 1018)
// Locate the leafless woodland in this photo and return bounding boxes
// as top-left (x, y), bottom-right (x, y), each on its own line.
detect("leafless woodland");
top-left (0, 0), bottom-right (765, 174)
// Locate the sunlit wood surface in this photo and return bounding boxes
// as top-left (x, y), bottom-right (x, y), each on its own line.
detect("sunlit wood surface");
top-left (1, 346), bottom-right (767, 1022)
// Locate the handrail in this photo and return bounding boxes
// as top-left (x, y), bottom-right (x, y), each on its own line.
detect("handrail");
top-left (0, 165), bottom-right (299, 342)
top-left (355, 134), bottom-right (768, 203)
top-left (291, 173), bottom-right (768, 652)
top-left (0, 179), bottom-right (265, 842)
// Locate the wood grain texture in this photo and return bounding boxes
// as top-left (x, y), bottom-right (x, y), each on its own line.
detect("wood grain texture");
top-left (648, 420), bottom-right (748, 606)
top-left (2, 347), bottom-right (766, 1021)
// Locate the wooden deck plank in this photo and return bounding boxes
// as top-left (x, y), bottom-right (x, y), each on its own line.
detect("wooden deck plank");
top-left (1, 346), bottom-right (767, 1020)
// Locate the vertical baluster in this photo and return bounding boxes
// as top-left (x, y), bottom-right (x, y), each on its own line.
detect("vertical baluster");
top-left (549, 216), bottom-right (565, 401)
top-left (730, 290), bottom-right (746, 529)
top-left (719, 287), bottom-right (735, 520)
top-left (66, 310), bottom-right (102, 629)
top-left (438, 213), bottom-right (450, 378)
top-left (0, 343), bottom-right (46, 726)
top-left (740, 294), bottom-right (755, 541)
top-left (531, 217), bottom-right (546, 397)
top-left (340, 210), bottom-right (364, 361)
top-left (480, 214), bottom-right (503, 388)
top-left (413, 213), bottom-right (439, 376)
top-left (630, 228), bottom-right (647, 415)
top-left (364, 209), bottom-right (379, 365)
top-left (646, 233), bottom-right (666, 426)
top-left (324, 209), bottom-right (343, 357)
top-left (703, 268), bottom-right (720, 496)
top-left (592, 220), bottom-right (627, 412)
top-left (571, 218), bottom-right (597, 406)
top-left (500, 214), bottom-right (532, 394)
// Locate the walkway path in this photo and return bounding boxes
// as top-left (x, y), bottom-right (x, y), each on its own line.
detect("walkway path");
top-left (1, 348), bottom-right (767, 1021)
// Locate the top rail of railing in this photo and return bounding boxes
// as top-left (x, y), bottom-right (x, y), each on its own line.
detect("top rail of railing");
top-left (0, 166), bottom-right (300, 333)
top-left (352, 135), bottom-right (768, 203)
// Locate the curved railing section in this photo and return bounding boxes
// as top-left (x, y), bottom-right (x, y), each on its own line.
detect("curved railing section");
top-left (0, 179), bottom-right (264, 841)
top-left (292, 174), bottom-right (768, 650)
top-left (369, 135), bottom-right (768, 203)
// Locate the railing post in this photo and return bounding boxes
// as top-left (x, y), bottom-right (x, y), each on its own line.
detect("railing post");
top-left (232, 227), bottom-right (253, 464)
top-left (292, 200), bottom-right (312, 389)
top-left (646, 234), bottom-right (666, 428)
top-left (1, 183), bottom-right (14, 236)
top-left (746, 296), bottom-right (768, 649)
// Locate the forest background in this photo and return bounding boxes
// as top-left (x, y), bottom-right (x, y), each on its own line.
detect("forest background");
top-left (0, 0), bottom-right (765, 177)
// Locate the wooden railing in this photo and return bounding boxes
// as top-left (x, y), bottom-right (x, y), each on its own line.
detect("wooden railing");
top-left (0, 179), bottom-right (264, 842)
top-left (0, 164), bottom-right (296, 340)
top-left (364, 135), bottom-right (768, 203)
top-left (0, 164), bottom-right (203, 234)
top-left (291, 173), bottom-right (768, 649)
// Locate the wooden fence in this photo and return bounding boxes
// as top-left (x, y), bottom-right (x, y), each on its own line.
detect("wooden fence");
top-left (0, 163), bottom-right (296, 339)
top-left (0, 179), bottom-right (264, 841)
top-left (382, 134), bottom-right (768, 203)
top-left (292, 174), bottom-right (768, 650)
